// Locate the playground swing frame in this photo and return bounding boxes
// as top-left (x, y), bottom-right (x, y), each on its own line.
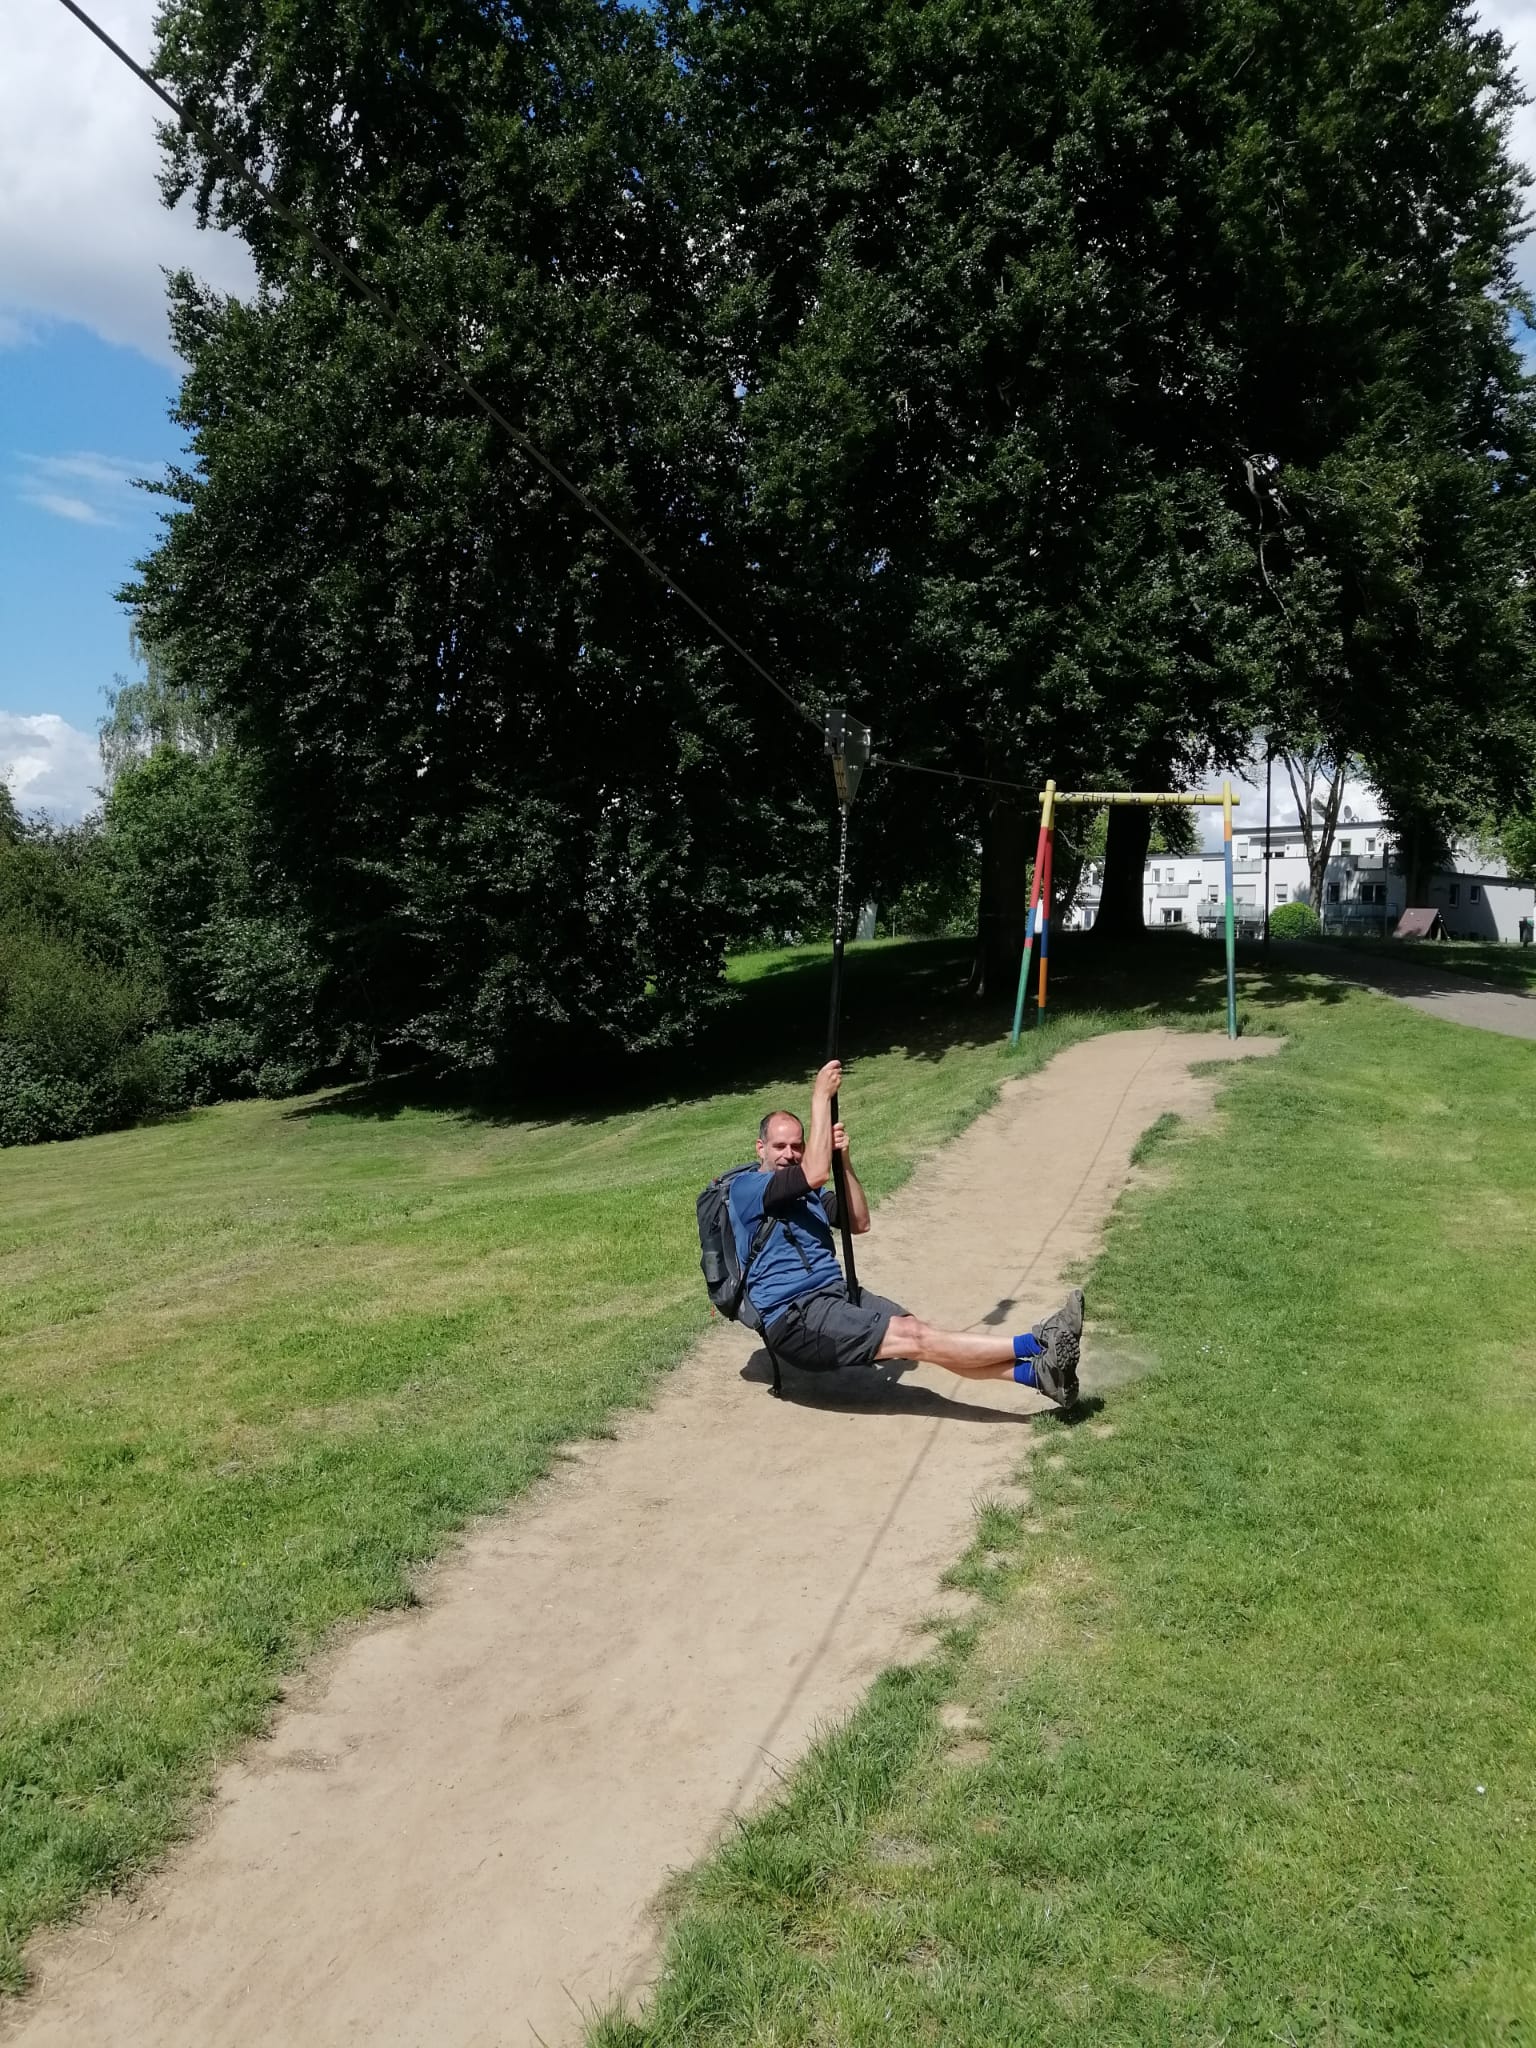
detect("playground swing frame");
top-left (1009, 780), bottom-right (1240, 1047)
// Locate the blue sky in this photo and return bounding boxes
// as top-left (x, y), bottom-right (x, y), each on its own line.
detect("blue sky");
top-left (1, 0), bottom-right (251, 819)
top-left (1, 323), bottom-right (184, 734)
top-left (3, 0), bottom-right (1535, 823)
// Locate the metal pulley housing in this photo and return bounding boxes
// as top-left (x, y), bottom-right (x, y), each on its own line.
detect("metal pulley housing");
top-left (824, 710), bottom-right (872, 809)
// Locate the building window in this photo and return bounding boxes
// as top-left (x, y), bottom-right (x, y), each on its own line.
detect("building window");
top-left (1470, 884), bottom-right (1482, 904)
top-left (1361, 883), bottom-right (1386, 905)
top-left (1367, 837), bottom-right (1376, 854)
top-left (1163, 907), bottom-right (1183, 925)
top-left (1327, 882), bottom-right (1341, 904)
top-left (1449, 883), bottom-right (1460, 906)
top-left (1276, 883), bottom-right (1289, 903)
top-left (1340, 837), bottom-right (1352, 854)
top-left (1207, 887), bottom-right (1218, 902)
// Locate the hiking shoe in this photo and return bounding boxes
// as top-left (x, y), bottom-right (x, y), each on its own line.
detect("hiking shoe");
top-left (1028, 1289), bottom-right (1084, 1409)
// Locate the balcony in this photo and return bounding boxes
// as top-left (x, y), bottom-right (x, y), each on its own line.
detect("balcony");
top-left (1322, 902), bottom-right (1397, 934)
top-left (1197, 902), bottom-right (1266, 939)
top-left (1232, 857), bottom-right (1264, 874)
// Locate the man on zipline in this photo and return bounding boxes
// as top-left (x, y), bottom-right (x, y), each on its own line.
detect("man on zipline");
top-left (728, 1060), bottom-right (1081, 1404)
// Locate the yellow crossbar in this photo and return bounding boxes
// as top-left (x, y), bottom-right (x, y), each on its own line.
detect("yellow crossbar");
top-left (1047, 791), bottom-right (1227, 806)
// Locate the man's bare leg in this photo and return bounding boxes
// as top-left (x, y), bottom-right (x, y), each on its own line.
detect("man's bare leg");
top-left (874, 1317), bottom-right (1019, 1379)
top-left (874, 1292), bottom-right (1083, 1405)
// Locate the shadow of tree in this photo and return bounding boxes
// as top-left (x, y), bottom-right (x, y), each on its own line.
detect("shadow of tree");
top-left (285, 932), bottom-right (1338, 1132)
top-left (1273, 937), bottom-right (1536, 1004)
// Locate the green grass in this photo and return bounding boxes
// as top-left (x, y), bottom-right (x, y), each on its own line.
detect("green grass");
top-left (1318, 932), bottom-right (1536, 993)
top-left (596, 982), bottom-right (1536, 2046)
top-left (0, 932), bottom-right (1265, 1994)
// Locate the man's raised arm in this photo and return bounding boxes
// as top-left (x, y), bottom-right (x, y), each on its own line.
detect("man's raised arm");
top-left (799, 1060), bottom-right (841, 1188)
top-left (832, 1122), bottom-right (871, 1233)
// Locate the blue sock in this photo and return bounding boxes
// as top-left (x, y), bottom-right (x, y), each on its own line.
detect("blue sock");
top-left (1012, 1332), bottom-right (1041, 1385)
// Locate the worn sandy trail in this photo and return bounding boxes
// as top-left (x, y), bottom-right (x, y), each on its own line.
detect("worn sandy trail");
top-left (7, 1027), bottom-right (1278, 2048)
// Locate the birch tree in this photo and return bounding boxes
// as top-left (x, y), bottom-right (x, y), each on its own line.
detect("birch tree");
top-left (1283, 751), bottom-right (1353, 913)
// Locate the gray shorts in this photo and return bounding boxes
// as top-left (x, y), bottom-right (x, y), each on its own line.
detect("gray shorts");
top-left (763, 1286), bottom-right (907, 1373)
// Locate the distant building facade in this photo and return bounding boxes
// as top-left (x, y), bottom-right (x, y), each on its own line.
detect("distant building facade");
top-left (1067, 808), bottom-right (1534, 942)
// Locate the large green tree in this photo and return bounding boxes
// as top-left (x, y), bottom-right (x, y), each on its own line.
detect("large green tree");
top-left (680, 0), bottom-right (1289, 973)
top-left (133, 0), bottom-right (1536, 1033)
top-left (135, 0), bottom-right (818, 1072)
top-left (677, 0), bottom-right (1536, 964)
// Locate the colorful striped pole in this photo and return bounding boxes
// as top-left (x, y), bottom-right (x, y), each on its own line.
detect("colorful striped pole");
top-left (1009, 779), bottom-right (1056, 1046)
top-left (1223, 777), bottom-right (1238, 1039)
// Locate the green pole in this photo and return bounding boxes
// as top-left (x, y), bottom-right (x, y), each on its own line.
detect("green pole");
top-left (1223, 779), bottom-right (1238, 1039)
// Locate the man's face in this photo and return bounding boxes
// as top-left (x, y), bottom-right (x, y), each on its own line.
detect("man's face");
top-left (757, 1113), bottom-right (805, 1171)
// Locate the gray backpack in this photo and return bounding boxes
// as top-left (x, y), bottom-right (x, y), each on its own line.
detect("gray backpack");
top-left (696, 1165), bottom-right (775, 1333)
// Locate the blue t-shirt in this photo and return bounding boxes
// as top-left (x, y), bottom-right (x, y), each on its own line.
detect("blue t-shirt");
top-left (727, 1166), bottom-right (843, 1322)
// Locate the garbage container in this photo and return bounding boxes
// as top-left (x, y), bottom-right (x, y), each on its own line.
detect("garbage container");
top-left (1520, 917), bottom-right (1534, 947)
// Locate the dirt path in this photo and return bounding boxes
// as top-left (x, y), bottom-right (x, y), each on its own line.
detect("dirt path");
top-left (1276, 939), bottom-right (1536, 1039)
top-left (7, 1027), bottom-right (1278, 2048)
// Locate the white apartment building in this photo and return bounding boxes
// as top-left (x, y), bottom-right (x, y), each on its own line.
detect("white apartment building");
top-left (1068, 807), bottom-right (1535, 943)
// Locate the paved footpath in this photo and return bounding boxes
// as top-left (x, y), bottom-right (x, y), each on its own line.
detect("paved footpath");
top-left (1275, 940), bottom-right (1536, 1040)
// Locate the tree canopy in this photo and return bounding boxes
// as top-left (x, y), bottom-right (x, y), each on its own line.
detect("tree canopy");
top-left (110, 0), bottom-right (1536, 1064)
top-left (676, 0), bottom-right (1536, 953)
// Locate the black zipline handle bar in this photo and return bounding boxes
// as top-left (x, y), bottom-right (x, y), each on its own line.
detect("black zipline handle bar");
top-left (823, 905), bottom-right (860, 1302)
top-left (825, 713), bottom-right (871, 1309)
top-left (825, 854), bottom-right (860, 1308)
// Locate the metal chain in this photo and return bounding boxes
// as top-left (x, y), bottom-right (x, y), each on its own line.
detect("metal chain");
top-left (833, 803), bottom-right (851, 943)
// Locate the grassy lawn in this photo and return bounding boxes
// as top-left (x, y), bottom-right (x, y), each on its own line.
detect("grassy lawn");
top-left (0, 933), bottom-right (1259, 1994)
top-left (1319, 932), bottom-right (1536, 993)
top-left (597, 981), bottom-right (1536, 2045)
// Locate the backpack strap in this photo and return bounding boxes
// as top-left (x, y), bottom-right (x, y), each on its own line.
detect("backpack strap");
top-left (731, 1213), bottom-right (778, 1321)
top-left (735, 1214), bottom-right (785, 1397)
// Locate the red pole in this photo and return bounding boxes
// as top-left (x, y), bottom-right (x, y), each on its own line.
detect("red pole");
top-left (1009, 814), bottom-right (1051, 1044)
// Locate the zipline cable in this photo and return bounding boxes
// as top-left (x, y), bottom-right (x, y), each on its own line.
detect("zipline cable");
top-left (51, 0), bottom-right (1048, 805)
top-left (875, 754), bottom-right (1037, 795)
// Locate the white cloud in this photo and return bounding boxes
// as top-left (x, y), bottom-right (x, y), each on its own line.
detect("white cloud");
top-left (0, 712), bottom-right (101, 823)
top-left (29, 491), bottom-right (108, 525)
top-left (1198, 753), bottom-right (1383, 849)
top-left (0, 1), bottom-right (256, 365)
top-left (14, 450), bottom-right (159, 527)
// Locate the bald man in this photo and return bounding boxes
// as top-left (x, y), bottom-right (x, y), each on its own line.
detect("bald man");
top-left (727, 1061), bottom-right (1081, 1403)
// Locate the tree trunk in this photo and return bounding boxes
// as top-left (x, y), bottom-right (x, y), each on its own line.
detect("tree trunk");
top-left (970, 798), bottom-right (1034, 997)
top-left (1088, 803), bottom-right (1153, 940)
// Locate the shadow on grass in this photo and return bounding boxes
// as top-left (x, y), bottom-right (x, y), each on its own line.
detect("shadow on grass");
top-left (285, 932), bottom-right (1341, 1132)
top-left (1273, 936), bottom-right (1536, 1003)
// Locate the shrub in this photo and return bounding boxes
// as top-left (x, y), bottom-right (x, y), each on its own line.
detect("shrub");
top-left (1269, 899), bottom-right (1322, 939)
top-left (0, 926), bottom-right (174, 1145)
